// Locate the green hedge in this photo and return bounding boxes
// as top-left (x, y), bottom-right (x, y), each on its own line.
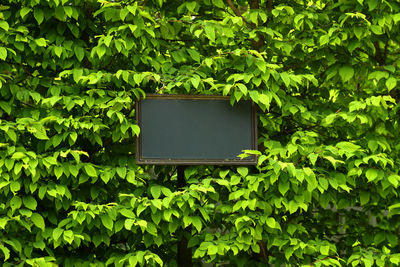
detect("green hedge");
top-left (1, 0), bottom-right (400, 266)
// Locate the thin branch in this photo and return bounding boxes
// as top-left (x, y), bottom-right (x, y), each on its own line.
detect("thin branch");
top-left (141, 0), bottom-right (149, 9)
top-left (267, 0), bottom-right (273, 12)
top-left (225, 0), bottom-right (252, 26)
top-left (258, 240), bottom-right (268, 260)
top-left (355, 47), bottom-right (373, 59)
top-left (383, 39), bottom-right (389, 64)
top-left (249, 0), bottom-right (259, 9)
top-left (373, 41), bottom-right (385, 66)
top-left (225, 0), bottom-right (242, 16)
top-left (4, 61), bottom-right (31, 77)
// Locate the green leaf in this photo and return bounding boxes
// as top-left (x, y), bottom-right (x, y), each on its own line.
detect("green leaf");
top-left (192, 216), bottom-right (202, 232)
top-left (34, 9), bottom-right (44, 24)
top-left (146, 222), bottom-right (157, 236)
top-left (368, 0), bottom-right (378, 10)
top-left (10, 196), bottom-right (22, 211)
top-left (237, 83), bottom-right (247, 95)
top-left (31, 213), bottom-right (45, 231)
top-left (0, 244), bottom-right (10, 261)
top-left (0, 47), bottom-right (7, 60)
top-left (219, 169), bottom-right (229, 179)
top-left (84, 164), bottom-right (97, 177)
top-left (204, 24), bottom-right (215, 42)
top-left (320, 245), bottom-right (330, 255)
top-left (388, 175), bottom-right (400, 187)
top-left (132, 125), bottom-right (140, 136)
top-left (360, 191), bottom-right (370, 205)
top-left (100, 214), bottom-right (113, 231)
top-left (23, 196), bottom-right (38, 210)
top-left (64, 6), bottom-right (73, 18)
top-left (53, 228), bottom-right (63, 241)
top-left (266, 217), bottom-right (276, 229)
top-left (394, 13), bottom-right (400, 23)
top-left (127, 4), bottom-right (137, 15)
top-left (74, 46), bottom-right (85, 61)
top-left (20, 7), bottom-right (32, 19)
top-left (336, 142), bottom-right (361, 153)
top-left (0, 21), bottom-right (9, 31)
top-left (319, 34), bottom-right (330, 45)
top-left (339, 66), bottom-right (354, 82)
top-left (120, 8), bottom-right (129, 21)
top-left (124, 219), bottom-right (135, 230)
top-left (255, 59), bottom-right (266, 72)
top-left (386, 77), bottom-right (397, 91)
top-left (278, 181), bottom-right (290, 195)
top-left (129, 256), bottom-right (138, 266)
top-left (249, 91), bottom-right (259, 103)
top-left (126, 170), bottom-right (136, 184)
top-left (365, 168), bottom-right (378, 182)
top-left (32, 125), bottom-right (49, 140)
top-left (73, 68), bottom-right (83, 83)
top-left (370, 25), bottom-right (383, 35)
top-left (184, 167), bottom-right (197, 179)
top-left (55, 6), bottom-right (65, 20)
top-left (10, 181), bottom-right (20, 193)
top-left (63, 230), bottom-right (74, 244)
top-left (116, 167), bottom-right (126, 178)
top-left (0, 101), bottom-right (11, 114)
top-left (186, 1), bottom-right (197, 12)
top-left (96, 46), bottom-right (106, 58)
top-left (0, 218), bottom-right (8, 229)
top-left (54, 46), bottom-right (62, 58)
top-left (70, 132), bottom-right (78, 143)
top-left (187, 49), bottom-right (200, 62)
top-left (35, 38), bottom-right (47, 47)
top-left (43, 156), bottom-right (57, 166)
top-left (5, 158), bottom-right (15, 171)
top-left (207, 245), bottom-right (218, 255)
top-left (237, 167), bottom-right (248, 177)
top-left (280, 72), bottom-right (291, 87)
top-left (308, 154), bottom-right (318, 165)
top-left (258, 94), bottom-right (270, 107)
top-left (368, 140), bottom-right (378, 152)
top-left (120, 209), bottom-right (135, 219)
top-left (212, 0), bottom-right (225, 8)
top-left (191, 75), bottom-right (201, 88)
top-left (150, 185), bottom-right (162, 199)
top-left (288, 201), bottom-right (298, 214)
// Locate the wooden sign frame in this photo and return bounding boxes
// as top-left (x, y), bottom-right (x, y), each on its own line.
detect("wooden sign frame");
top-left (135, 94), bottom-right (258, 165)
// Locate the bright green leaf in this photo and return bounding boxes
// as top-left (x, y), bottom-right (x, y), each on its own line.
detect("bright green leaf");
top-left (84, 164), bottom-right (97, 177)
top-left (31, 213), bottom-right (45, 231)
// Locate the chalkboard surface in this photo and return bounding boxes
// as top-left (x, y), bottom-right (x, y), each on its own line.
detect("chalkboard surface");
top-left (136, 95), bottom-right (257, 165)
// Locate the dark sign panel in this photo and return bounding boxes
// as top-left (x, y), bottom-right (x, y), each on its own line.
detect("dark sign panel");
top-left (136, 95), bottom-right (257, 165)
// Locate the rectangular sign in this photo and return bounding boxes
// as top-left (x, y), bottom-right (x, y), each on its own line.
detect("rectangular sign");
top-left (136, 95), bottom-right (257, 165)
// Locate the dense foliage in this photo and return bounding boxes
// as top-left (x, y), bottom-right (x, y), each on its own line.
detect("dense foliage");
top-left (1, 0), bottom-right (400, 266)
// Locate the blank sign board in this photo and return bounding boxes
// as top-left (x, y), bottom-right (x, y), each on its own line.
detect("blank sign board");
top-left (136, 95), bottom-right (257, 165)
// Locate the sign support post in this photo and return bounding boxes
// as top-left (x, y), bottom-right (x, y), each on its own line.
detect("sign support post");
top-left (177, 166), bottom-right (193, 267)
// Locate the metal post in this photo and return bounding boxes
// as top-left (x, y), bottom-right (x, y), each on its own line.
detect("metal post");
top-left (177, 166), bottom-right (193, 267)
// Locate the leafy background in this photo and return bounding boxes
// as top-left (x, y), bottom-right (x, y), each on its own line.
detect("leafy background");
top-left (1, 0), bottom-right (400, 266)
